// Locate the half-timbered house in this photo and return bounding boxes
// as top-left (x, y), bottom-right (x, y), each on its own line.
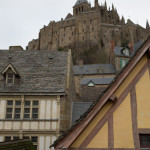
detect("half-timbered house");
top-left (52, 36), bottom-right (150, 149)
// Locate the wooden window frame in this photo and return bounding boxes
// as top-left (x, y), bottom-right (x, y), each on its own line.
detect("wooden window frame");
top-left (6, 100), bottom-right (39, 120)
top-left (6, 72), bottom-right (15, 84)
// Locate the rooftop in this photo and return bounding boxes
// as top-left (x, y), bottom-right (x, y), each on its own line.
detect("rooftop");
top-left (0, 50), bottom-right (68, 95)
top-left (74, 64), bottom-right (116, 75)
top-left (81, 78), bottom-right (114, 85)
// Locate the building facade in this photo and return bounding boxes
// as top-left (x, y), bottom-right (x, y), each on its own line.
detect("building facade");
top-left (74, 63), bottom-right (116, 101)
top-left (52, 37), bottom-right (150, 149)
top-left (0, 49), bottom-right (75, 150)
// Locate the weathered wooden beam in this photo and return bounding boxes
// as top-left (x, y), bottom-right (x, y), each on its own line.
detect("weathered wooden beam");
top-left (108, 94), bottom-right (117, 103)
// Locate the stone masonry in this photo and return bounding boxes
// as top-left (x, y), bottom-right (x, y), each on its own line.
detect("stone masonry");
top-left (27, 0), bottom-right (150, 64)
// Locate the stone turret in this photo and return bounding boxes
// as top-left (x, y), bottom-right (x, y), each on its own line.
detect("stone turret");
top-left (73, 0), bottom-right (90, 16)
top-left (95, 0), bottom-right (99, 10)
top-left (146, 20), bottom-right (150, 29)
top-left (121, 16), bottom-right (125, 24)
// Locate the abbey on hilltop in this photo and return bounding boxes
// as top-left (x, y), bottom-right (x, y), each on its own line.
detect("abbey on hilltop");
top-left (27, 0), bottom-right (150, 64)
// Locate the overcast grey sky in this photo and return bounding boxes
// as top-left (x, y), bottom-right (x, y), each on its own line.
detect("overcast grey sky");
top-left (0, 0), bottom-right (150, 49)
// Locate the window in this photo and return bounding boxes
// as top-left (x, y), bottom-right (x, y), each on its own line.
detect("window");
top-left (82, 6), bottom-right (83, 12)
top-left (7, 73), bottom-right (14, 83)
top-left (88, 82), bottom-right (95, 87)
top-left (123, 48), bottom-right (129, 56)
top-left (32, 101), bottom-right (39, 119)
top-left (97, 67), bottom-right (103, 74)
top-left (6, 100), bottom-right (39, 119)
top-left (121, 59), bottom-right (127, 69)
top-left (14, 101), bottom-right (21, 119)
top-left (23, 136), bottom-right (38, 150)
top-left (90, 19), bottom-right (92, 24)
top-left (140, 134), bottom-right (150, 148)
top-left (24, 101), bottom-right (31, 119)
top-left (5, 136), bottom-right (11, 142)
top-left (13, 136), bottom-right (20, 140)
top-left (24, 100), bottom-right (39, 119)
top-left (6, 100), bottom-right (21, 119)
top-left (6, 100), bottom-right (13, 119)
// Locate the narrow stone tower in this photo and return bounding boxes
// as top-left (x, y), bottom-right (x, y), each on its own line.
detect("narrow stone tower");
top-left (73, 0), bottom-right (91, 16)
top-left (95, 0), bottom-right (98, 8)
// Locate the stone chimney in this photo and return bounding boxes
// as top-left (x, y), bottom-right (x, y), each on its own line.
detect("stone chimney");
top-left (128, 42), bottom-right (134, 52)
top-left (9, 46), bottom-right (23, 50)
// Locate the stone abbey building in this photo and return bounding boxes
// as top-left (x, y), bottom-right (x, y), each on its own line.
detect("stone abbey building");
top-left (27, 0), bottom-right (150, 64)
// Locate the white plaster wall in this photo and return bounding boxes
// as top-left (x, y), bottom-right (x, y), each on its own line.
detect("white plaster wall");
top-left (39, 136), bottom-right (45, 150)
top-left (40, 100), bottom-right (46, 119)
top-left (13, 122), bottom-right (20, 130)
top-left (22, 122), bottom-right (30, 129)
top-left (4, 121), bottom-right (12, 130)
top-left (45, 136), bottom-right (50, 150)
top-left (0, 100), bottom-right (6, 119)
top-left (31, 122), bottom-right (38, 130)
top-left (52, 100), bottom-right (57, 119)
top-left (0, 122), bottom-right (3, 130)
top-left (39, 122), bottom-right (45, 130)
top-left (52, 122), bottom-right (57, 130)
top-left (45, 122), bottom-right (50, 130)
top-left (46, 100), bottom-right (51, 119)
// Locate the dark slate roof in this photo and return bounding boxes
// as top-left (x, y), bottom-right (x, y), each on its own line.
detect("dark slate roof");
top-left (0, 50), bottom-right (68, 94)
top-left (81, 87), bottom-right (106, 102)
top-left (72, 102), bottom-right (92, 124)
top-left (114, 40), bottom-right (144, 57)
top-left (0, 139), bottom-right (35, 150)
top-left (74, 0), bottom-right (88, 6)
top-left (134, 40), bottom-right (144, 51)
top-left (81, 78), bottom-right (114, 85)
top-left (74, 64), bottom-right (116, 75)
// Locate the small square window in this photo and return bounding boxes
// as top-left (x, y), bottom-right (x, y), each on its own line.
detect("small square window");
top-left (5, 136), bottom-right (11, 141)
top-left (33, 101), bottom-right (38, 106)
top-left (23, 136), bottom-right (30, 139)
top-left (7, 108), bottom-right (12, 113)
top-left (140, 134), bottom-right (150, 148)
top-left (15, 101), bottom-right (21, 106)
top-left (25, 101), bottom-right (30, 106)
top-left (15, 108), bottom-right (21, 113)
top-left (31, 136), bottom-right (38, 143)
top-left (6, 114), bottom-right (12, 119)
top-left (13, 136), bottom-right (19, 140)
top-left (7, 100), bottom-right (13, 106)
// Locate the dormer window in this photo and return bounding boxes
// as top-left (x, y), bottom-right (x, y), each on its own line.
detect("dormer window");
top-left (6, 71), bottom-right (15, 84)
top-left (123, 48), bottom-right (129, 56)
top-left (88, 82), bottom-right (95, 87)
top-left (97, 67), bottom-right (103, 74)
top-left (1, 64), bottom-right (20, 84)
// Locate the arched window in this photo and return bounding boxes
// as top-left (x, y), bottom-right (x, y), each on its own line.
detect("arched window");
top-left (76, 8), bottom-right (78, 15)
top-left (82, 6), bottom-right (83, 12)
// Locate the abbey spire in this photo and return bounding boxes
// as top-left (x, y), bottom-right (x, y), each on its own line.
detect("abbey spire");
top-left (146, 20), bottom-right (150, 29)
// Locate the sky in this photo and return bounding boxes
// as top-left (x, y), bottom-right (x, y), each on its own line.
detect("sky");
top-left (0, 0), bottom-right (150, 49)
